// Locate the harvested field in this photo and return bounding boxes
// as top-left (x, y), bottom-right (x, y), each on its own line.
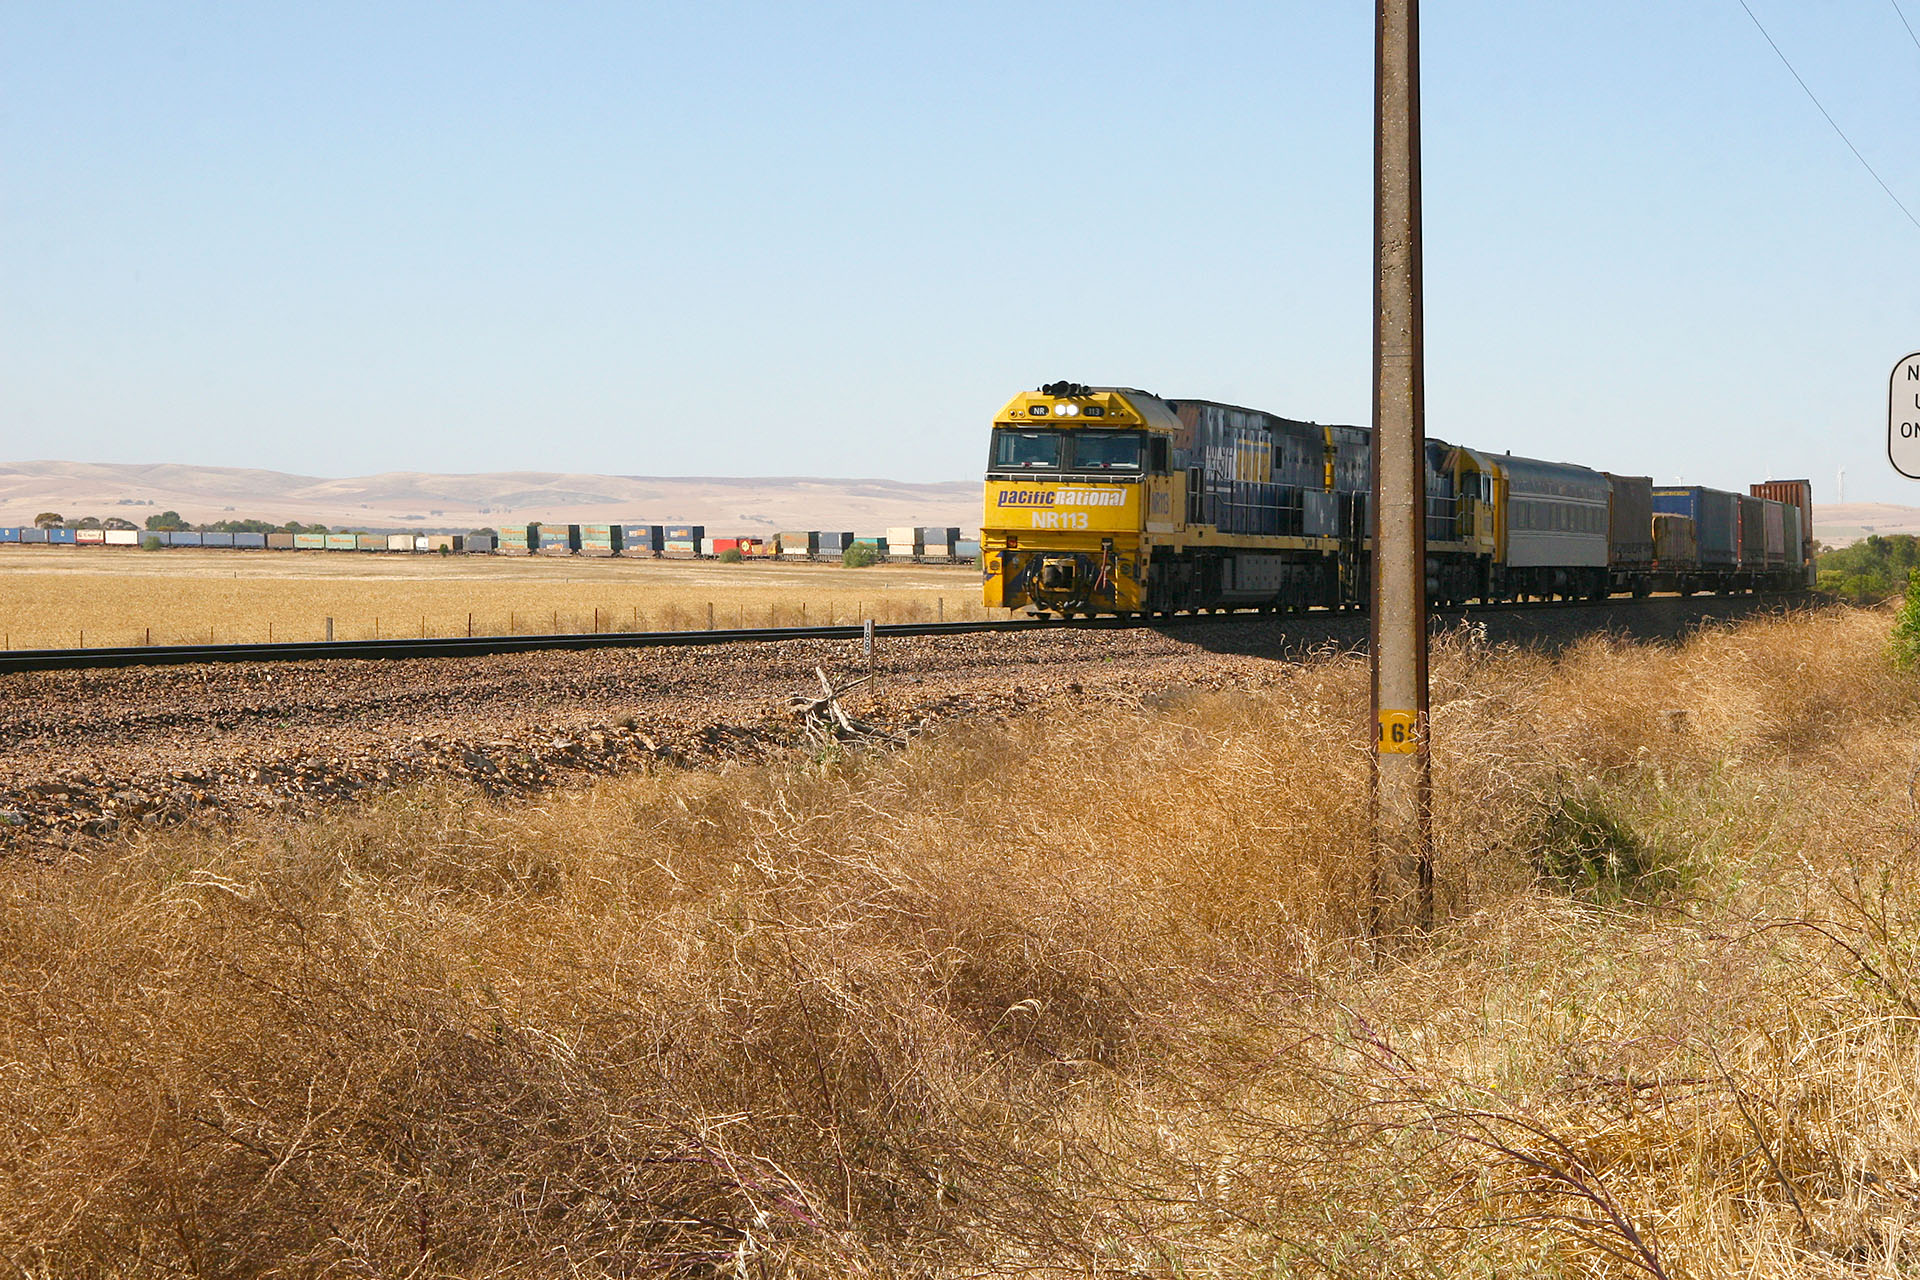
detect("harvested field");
top-left (5, 599), bottom-right (1906, 1276)
top-left (0, 546), bottom-right (985, 649)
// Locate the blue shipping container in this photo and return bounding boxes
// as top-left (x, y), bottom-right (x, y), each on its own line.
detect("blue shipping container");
top-left (47, 527), bottom-right (78, 544)
top-left (0, 528), bottom-right (20, 543)
top-left (233, 532), bottom-right (267, 548)
top-left (170, 531), bottom-right (204, 546)
top-left (1651, 487), bottom-right (1737, 566)
top-left (202, 532), bottom-right (235, 547)
top-left (20, 527), bottom-right (49, 543)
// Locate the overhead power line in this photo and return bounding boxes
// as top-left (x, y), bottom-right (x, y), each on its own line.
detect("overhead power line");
top-left (1736, 0), bottom-right (1920, 233)
top-left (1890, 0), bottom-right (1920, 55)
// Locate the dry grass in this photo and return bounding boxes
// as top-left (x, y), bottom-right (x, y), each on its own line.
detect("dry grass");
top-left (0, 548), bottom-right (989, 648)
top-left (4, 605), bottom-right (1919, 1275)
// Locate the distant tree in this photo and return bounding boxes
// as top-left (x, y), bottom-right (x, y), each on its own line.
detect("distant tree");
top-left (841, 545), bottom-right (882, 569)
top-left (144, 510), bottom-right (188, 531)
top-left (101, 517), bottom-right (138, 531)
top-left (141, 535), bottom-right (164, 551)
top-left (1818, 535), bottom-right (1920, 603)
top-left (208, 518), bottom-right (277, 534)
top-left (72, 516), bottom-right (102, 530)
top-left (32, 512), bottom-right (63, 528)
top-left (1894, 570), bottom-right (1920, 669)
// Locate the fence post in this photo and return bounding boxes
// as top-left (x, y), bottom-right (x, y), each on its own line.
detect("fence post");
top-left (325, 617), bottom-right (334, 642)
top-left (708, 602), bottom-right (714, 630)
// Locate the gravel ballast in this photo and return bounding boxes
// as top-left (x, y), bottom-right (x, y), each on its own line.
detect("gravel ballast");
top-left (0, 597), bottom-right (1794, 854)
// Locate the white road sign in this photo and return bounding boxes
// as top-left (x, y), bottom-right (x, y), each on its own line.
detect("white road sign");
top-left (1892, 352), bottom-right (1920, 479)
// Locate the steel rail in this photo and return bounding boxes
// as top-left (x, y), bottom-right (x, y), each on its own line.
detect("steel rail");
top-left (0, 594), bottom-right (1790, 675)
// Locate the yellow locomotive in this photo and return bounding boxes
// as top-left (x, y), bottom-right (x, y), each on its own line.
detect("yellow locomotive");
top-left (981, 381), bottom-right (1376, 617)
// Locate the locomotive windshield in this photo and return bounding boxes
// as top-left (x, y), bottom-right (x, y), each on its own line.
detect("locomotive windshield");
top-left (1067, 430), bottom-right (1143, 471)
top-left (990, 428), bottom-right (1144, 472)
top-left (992, 429), bottom-right (1062, 469)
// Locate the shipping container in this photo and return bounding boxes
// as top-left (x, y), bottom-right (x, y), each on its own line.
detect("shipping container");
top-left (426, 534), bottom-right (456, 552)
top-left (1782, 504), bottom-right (1803, 567)
top-left (354, 533), bottom-right (383, 551)
top-left (0, 528), bottom-right (19, 543)
top-left (1759, 500), bottom-right (1786, 566)
top-left (325, 533), bottom-right (358, 551)
top-left (463, 533), bottom-right (496, 553)
top-left (702, 537), bottom-right (742, 556)
top-left (1735, 495), bottom-right (1766, 569)
top-left (953, 540), bottom-right (982, 562)
top-left (268, 532), bottom-right (296, 549)
top-left (740, 538), bottom-right (773, 558)
top-left (777, 531), bottom-right (818, 557)
top-left (1751, 479), bottom-right (1814, 581)
top-left (816, 531), bottom-right (854, 552)
top-left (497, 525), bottom-right (533, 554)
top-left (664, 525), bottom-right (705, 542)
top-left (172, 530), bottom-right (205, 547)
top-left (1602, 474), bottom-right (1654, 568)
top-left (76, 528), bottom-right (106, 544)
top-left (47, 527), bottom-right (78, 545)
top-left (385, 533), bottom-right (414, 552)
top-left (19, 527), bottom-right (48, 544)
top-left (662, 538), bottom-right (699, 558)
top-left (918, 526), bottom-right (963, 544)
top-left (202, 532), bottom-right (235, 548)
top-left (1652, 513), bottom-right (1697, 568)
top-left (886, 527), bottom-right (922, 559)
top-left (234, 532), bottom-right (267, 549)
top-left (849, 537), bottom-right (890, 556)
top-left (1651, 487), bottom-right (1738, 566)
top-left (294, 532), bottom-right (327, 550)
top-left (578, 524), bottom-right (616, 556)
top-left (619, 524), bottom-right (663, 555)
top-left (105, 529), bottom-right (140, 546)
top-left (538, 524), bottom-right (579, 554)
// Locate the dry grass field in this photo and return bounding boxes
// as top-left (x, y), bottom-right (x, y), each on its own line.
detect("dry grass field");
top-left (0, 546), bottom-right (989, 648)
top-left (4, 605), bottom-right (1918, 1275)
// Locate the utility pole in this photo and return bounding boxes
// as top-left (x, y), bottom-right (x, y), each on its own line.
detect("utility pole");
top-left (1370, 0), bottom-right (1433, 937)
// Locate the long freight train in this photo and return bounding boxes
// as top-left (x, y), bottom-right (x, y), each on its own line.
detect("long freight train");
top-left (982, 382), bottom-right (1814, 617)
top-left (0, 524), bottom-right (976, 563)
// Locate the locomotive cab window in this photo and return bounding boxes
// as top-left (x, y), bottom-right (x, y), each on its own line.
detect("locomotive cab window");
top-left (1066, 430), bottom-right (1144, 471)
top-left (992, 429), bottom-right (1062, 469)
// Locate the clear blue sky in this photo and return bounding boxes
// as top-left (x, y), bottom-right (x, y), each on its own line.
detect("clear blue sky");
top-left (3, 2), bottom-right (1914, 501)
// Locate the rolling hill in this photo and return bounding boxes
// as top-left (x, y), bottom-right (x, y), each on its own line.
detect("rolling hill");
top-left (0, 461), bottom-right (980, 535)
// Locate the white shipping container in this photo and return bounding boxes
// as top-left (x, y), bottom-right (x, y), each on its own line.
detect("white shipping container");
top-left (386, 533), bottom-right (414, 552)
top-left (104, 529), bottom-right (139, 545)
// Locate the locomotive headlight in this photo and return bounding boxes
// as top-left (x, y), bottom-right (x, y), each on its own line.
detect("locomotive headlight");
top-left (1058, 403), bottom-right (1080, 416)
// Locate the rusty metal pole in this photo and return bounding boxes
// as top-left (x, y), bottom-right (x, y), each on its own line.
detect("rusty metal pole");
top-left (1370, 0), bottom-right (1433, 938)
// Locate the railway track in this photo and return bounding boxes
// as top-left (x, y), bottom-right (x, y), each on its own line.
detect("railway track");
top-left (0, 594), bottom-right (1792, 675)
